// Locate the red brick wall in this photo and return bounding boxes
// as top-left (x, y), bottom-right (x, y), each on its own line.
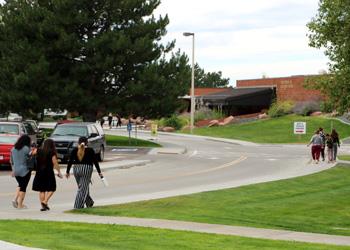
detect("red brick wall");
top-left (236, 75), bottom-right (323, 102)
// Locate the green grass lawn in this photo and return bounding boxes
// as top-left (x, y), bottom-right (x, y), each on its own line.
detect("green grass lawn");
top-left (74, 165), bottom-right (350, 236)
top-left (106, 134), bottom-right (160, 147)
top-left (189, 115), bottom-right (350, 143)
top-left (338, 155), bottom-right (350, 161)
top-left (0, 220), bottom-right (348, 250)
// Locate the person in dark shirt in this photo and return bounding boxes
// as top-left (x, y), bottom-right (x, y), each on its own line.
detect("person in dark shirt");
top-left (32, 139), bottom-right (63, 211)
top-left (66, 136), bottom-right (103, 209)
top-left (331, 129), bottom-right (340, 162)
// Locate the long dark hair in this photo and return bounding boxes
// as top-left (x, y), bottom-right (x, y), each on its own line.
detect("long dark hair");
top-left (37, 139), bottom-right (57, 169)
top-left (41, 139), bottom-right (57, 156)
top-left (331, 129), bottom-right (339, 139)
top-left (14, 134), bottom-right (31, 150)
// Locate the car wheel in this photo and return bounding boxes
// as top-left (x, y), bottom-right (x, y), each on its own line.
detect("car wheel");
top-left (97, 145), bottom-right (104, 162)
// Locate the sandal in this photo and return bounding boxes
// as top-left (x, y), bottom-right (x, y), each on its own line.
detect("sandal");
top-left (12, 200), bottom-right (18, 208)
top-left (41, 202), bottom-right (50, 210)
top-left (17, 205), bottom-right (28, 209)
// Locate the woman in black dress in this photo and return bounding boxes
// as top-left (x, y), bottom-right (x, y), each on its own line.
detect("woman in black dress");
top-left (66, 136), bottom-right (103, 209)
top-left (32, 139), bottom-right (63, 211)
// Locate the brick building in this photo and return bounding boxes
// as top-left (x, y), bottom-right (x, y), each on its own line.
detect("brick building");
top-left (236, 75), bottom-right (323, 102)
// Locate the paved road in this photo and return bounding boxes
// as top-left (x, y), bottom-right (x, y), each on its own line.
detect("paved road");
top-left (0, 129), bottom-right (338, 212)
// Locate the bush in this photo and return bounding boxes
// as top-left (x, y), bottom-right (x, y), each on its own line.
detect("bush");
top-left (293, 101), bottom-right (321, 116)
top-left (194, 107), bottom-right (225, 122)
top-left (162, 115), bottom-right (187, 130)
top-left (268, 101), bottom-right (294, 118)
top-left (320, 101), bottom-right (333, 113)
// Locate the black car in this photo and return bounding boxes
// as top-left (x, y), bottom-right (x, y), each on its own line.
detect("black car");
top-left (49, 122), bottom-right (106, 163)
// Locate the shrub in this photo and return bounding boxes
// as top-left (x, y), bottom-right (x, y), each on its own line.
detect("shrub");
top-left (293, 101), bottom-right (321, 116)
top-left (194, 107), bottom-right (225, 122)
top-left (320, 101), bottom-right (333, 113)
top-left (268, 101), bottom-right (294, 118)
top-left (162, 115), bottom-right (186, 130)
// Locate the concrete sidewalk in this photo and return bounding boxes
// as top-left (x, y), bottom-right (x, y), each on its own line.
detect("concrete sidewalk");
top-left (2, 211), bottom-right (350, 247)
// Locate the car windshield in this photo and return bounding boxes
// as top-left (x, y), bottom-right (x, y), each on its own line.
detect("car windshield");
top-left (0, 135), bottom-right (18, 144)
top-left (52, 126), bottom-right (88, 137)
top-left (0, 124), bottom-right (19, 135)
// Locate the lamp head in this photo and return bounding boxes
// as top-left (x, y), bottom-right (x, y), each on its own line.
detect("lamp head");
top-left (183, 32), bottom-right (194, 36)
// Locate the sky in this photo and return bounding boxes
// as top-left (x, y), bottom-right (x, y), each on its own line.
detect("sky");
top-left (154, 0), bottom-right (329, 86)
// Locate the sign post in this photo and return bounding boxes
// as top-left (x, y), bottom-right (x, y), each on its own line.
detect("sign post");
top-left (151, 123), bottom-right (158, 140)
top-left (294, 122), bottom-right (306, 141)
top-left (127, 122), bottom-right (132, 145)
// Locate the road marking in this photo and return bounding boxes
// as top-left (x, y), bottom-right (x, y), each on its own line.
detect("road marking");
top-left (209, 157), bottom-right (219, 160)
top-left (177, 155), bottom-right (247, 178)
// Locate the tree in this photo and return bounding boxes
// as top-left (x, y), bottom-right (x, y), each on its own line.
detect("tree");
top-left (194, 64), bottom-right (230, 88)
top-left (0, 0), bottom-right (173, 120)
top-left (307, 0), bottom-right (350, 113)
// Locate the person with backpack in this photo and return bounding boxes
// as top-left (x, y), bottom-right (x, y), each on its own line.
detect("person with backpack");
top-left (318, 127), bottom-right (326, 161)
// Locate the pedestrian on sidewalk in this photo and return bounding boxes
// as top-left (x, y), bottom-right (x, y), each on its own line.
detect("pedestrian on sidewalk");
top-left (331, 128), bottom-right (340, 162)
top-left (319, 127), bottom-right (326, 161)
top-left (108, 113), bottom-right (113, 129)
top-left (325, 133), bottom-right (333, 163)
top-left (66, 136), bottom-right (104, 209)
top-left (307, 130), bottom-right (323, 164)
top-left (32, 139), bottom-right (63, 211)
top-left (116, 114), bottom-right (122, 127)
top-left (10, 135), bottom-right (37, 209)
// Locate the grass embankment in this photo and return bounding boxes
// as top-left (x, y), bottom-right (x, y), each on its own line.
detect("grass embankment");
top-left (74, 165), bottom-right (350, 236)
top-left (190, 115), bottom-right (350, 143)
top-left (338, 155), bottom-right (350, 161)
top-left (105, 134), bottom-right (160, 147)
top-left (0, 220), bottom-right (348, 250)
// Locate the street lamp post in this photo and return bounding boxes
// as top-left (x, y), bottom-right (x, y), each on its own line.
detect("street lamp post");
top-left (183, 32), bottom-right (195, 133)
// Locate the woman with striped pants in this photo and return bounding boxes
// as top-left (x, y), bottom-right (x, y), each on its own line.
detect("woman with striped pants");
top-left (66, 136), bottom-right (103, 209)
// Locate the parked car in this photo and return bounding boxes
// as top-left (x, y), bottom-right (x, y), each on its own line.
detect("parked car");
top-left (49, 122), bottom-right (106, 163)
top-left (0, 121), bottom-right (37, 166)
top-left (25, 120), bottom-right (44, 146)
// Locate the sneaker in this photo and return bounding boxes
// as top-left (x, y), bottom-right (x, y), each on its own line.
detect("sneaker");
top-left (12, 200), bottom-right (18, 208)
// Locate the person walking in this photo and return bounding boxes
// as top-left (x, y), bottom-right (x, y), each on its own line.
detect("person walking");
top-left (318, 127), bottom-right (326, 161)
top-left (116, 114), bottom-right (122, 127)
top-left (66, 136), bottom-right (103, 209)
top-left (331, 128), bottom-right (340, 162)
top-left (325, 133), bottom-right (334, 163)
top-left (32, 139), bottom-right (63, 211)
top-left (307, 130), bottom-right (323, 164)
top-left (10, 134), bottom-right (36, 209)
top-left (108, 113), bottom-right (113, 129)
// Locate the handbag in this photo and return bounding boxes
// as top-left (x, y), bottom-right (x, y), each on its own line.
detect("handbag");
top-left (27, 154), bottom-right (37, 171)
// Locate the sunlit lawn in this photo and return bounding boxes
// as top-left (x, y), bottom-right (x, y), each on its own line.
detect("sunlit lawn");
top-left (74, 165), bottom-right (350, 236)
top-left (188, 115), bottom-right (350, 143)
top-left (0, 220), bottom-right (349, 250)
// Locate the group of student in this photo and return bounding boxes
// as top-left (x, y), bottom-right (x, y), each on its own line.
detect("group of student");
top-left (307, 127), bottom-right (340, 164)
top-left (10, 135), bottom-right (103, 210)
top-left (100, 113), bottom-right (122, 129)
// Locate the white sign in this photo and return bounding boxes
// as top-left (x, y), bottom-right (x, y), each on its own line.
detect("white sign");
top-left (294, 122), bottom-right (306, 134)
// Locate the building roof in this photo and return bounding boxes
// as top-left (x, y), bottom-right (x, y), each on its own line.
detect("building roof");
top-left (199, 87), bottom-right (274, 106)
top-left (187, 87), bottom-right (233, 97)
